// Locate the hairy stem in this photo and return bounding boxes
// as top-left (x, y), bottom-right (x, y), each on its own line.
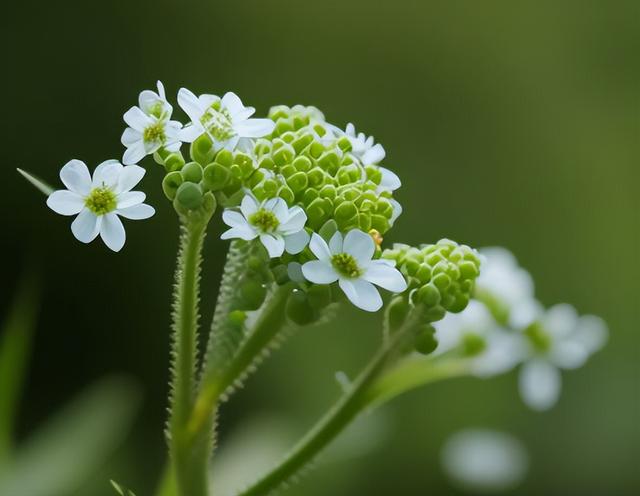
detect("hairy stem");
top-left (168, 221), bottom-right (208, 496)
top-left (236, 310), bottom-right (423, 496)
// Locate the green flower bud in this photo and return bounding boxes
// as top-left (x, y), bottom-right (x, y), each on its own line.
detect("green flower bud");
top-left (181, 161), bottom-right (203, 183)
top-left (387, 295), bottom-right (411, 333)
top-left (307, 284), bottom-right (332, 311)
top-left (191, 134), bottom-right (216, 165)
top-left (202, 163), bottom-right (230, 191)
top-left (162, 171), bottom-right (183, 201)
top-left (414, 324), bottom-right (438, 355)
top-left (164, 152), bottom-right (186, 172)
top-left (238, 279), bottom-right (267, 311)
top-left (175, 182), bottom-right (203, 209)
top-left (286, 289), bottom-right (318, 325)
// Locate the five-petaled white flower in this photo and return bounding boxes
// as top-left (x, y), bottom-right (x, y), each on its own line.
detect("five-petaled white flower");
top-left (517, 303), bottom-right (608, 411)
top-left (177, 89), bottom-right (275, 152)
top-left (301, 230), bottom-right (407, 312)
top-left (46, 159), bottom-right (155, 252)
top-left (121, 105), bottom-right (182, 166)
top-left (221, 193), bottom-right (310, 258)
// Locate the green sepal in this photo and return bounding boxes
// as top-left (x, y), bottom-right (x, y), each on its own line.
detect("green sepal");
top-left (162, 171), bottom-right (183, 201)
top-left (181, 162), bottom-right (204, 183)
top-left (190, 134), bottom-right (215, 165)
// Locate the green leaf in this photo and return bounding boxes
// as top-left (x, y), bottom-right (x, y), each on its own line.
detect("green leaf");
top-left (0, 271), bottom-right (40, 462)
top-left (16, 168), bottom-right (54, 196)
top-left (0, 376), bottom-right (141, 496)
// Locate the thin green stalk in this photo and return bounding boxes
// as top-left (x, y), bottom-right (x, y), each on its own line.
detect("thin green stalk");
top-left (187, 283), bottom-right (293, 442)
top-left (168, 221), bottom-right (208, 496)
top-left (236, 311), bottom-right (422, 496)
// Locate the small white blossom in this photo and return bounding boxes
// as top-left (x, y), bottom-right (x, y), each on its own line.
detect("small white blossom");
top-left (46, 159), bottom-right (155, 252)
top-left (435, 300), bottom-right (522, 377)
top-left (301, 230), bottom-right (407, 312)
top-left (221, 194), bottom-right (310, 258)
top-left (121, 106), bottom-right (182, 165)
top-left (518, 303), bottom-right (608, 411)
top-left (138, 80), bottom-right (172, 119)
top-left (476, 247), bottom-right (537, 328)
top-left (177, 89), bottom-right (275, 151)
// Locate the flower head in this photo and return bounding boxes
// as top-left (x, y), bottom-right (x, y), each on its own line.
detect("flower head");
top-left (221, 193), bottom-right (309, 258)
top-left (178, 89), bottom-right (275, 151)
top-left (517, 303), bottom-right (608, 411)
top-left (121, 107), bottom-right (182, 165)
top-left (302, 230), bottom-right (407, 312)
top-left (46, 159), bottom-right (155, 251)
top-left (138, 80), bottom-right (172, 119)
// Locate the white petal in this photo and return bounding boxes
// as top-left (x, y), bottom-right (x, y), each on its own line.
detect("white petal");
top-left (362, 143), bottom-right (386, 165)
top-left (123, 106), bottom-right (153, 132)
top-left (343, 229), bottom-right (375, 264)
top-left (302, 260), bottom-right (338, 284)
top-left (117, 191), bottom-right (145, 209)
top-left (177, 88), bottom-right (204, 122)
top-left (287, 262), bottom-right (305, 283)
top-left (198, 94), bottom-right (220, 109)
top-left (519, 360), bottom-right (561, 411)
top-left (46, 190), bottom-right (85, 216)
top-left (279, 206), bottom-right (307, 234)
top-left (156, 80), bottom-right (166, 99)
top-left (92, 160), bottom-right (122, 188)
top-left (220, 226), bottom-right (257, 241)
top-left (328, 231), bottom-right (344, 254)
top-left (59, 159), bottom-right (91, 195)
top-left (363, 261), bottom-right (407, 293)
top-left (309, 232), bottom-right (332, 262)
top-left (122, 141), bottom-right (147, 165)
top-left (138, 89), bottom-right (160, 114)
top-left (240, 194), bottom-right (259, 218)
top-left (71, 209), bottom-right (101, 243)
top-left (265, 197), bottom-right (288, 221)
top-left (222, 209), bottom-right (249, 228)
top-left (100, 213), bottom-right (126, 252)
top-left (575, 315), bottom-right (608, 354)
top-left (117, 203), bottom-right (155, 220)
top-left (260, 234), bottom-right (285, 258)
top-left (544, 304), bottom-right (578, 338)
top-left (219, 135), bottom-right (240, 152)
top-left (339, 278), bottom-right (382, 312)
top-left (284, 229), bottom-right (310, 254)
top-left (389, 199), bottom-right (403, 225)
top-left (121, 127), bottom-right (142, 147)
top-left (179, 124), bottom-right (204, 143)
top-left (234, 118), bottom-right (275, 138)
top-left (116, 165), bottom-right (146, 193)
top-left (378, 166), bottom-right (401, 191)
top-left (221, 92), bottom-right (246, 117)
top-left (550, 340), bottom-right (588, 370)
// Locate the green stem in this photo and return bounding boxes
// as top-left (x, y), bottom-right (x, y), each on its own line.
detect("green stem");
top-left (169, 221), bottom-right (208, 496)
top-left (187, 283), bottom-right (293, 442)
top-left (236, 311), bottom-right (421, 496)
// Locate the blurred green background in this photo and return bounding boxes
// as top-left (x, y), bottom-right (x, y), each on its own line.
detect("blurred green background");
top-left (3, 0), bottom-right (639, 494)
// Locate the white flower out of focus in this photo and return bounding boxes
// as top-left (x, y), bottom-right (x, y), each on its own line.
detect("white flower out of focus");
top-left (121, 85), bottom-right (183, 166)
top-left (221, 193), bottom-right (310, 258)
top-left (301, 230), bottom-right (407, 312)
top-left (441, 429), bottom-right (528, 493)
top-left (46, 159), bottom-right (155, 252)
top-left (435, 300), bottom-right (522, 377)
top-left (476, 247), bottom-right (537, 328)
top-left (518, 303), bottom-right (608, 411)
top-left (177, 89), bottom-right (275, 152)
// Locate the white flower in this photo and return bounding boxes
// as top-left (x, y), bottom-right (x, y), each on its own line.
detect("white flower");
top-left (221, 194), bottom-right (310, 258)
top-left (46, 159), bottom-right (155, 252)
top-left (121, 106), bottom-right (182, 166)
top-left (518, 303), bottom-right (608, 411)
top-left (435, 300), bottom-right (522, 377)
top-left (301, 230), bottom-right (407, 312)
top-left (476, 247), bottom-right (536, 328)
top-left (177, 89), bottom-right (275, 151)
top-left (138, 80), bottom-right (172, 119)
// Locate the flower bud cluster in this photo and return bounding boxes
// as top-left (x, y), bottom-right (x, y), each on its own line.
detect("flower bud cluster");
top-left (382, 239), bottom-right (481, 322)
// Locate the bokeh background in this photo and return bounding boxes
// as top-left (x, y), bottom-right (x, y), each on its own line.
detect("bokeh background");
top-left (2, 0), bottom-right (639, 494)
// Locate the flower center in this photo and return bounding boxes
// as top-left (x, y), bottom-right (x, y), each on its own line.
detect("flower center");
top-left (143, 122), bottom-right (166, 144)
top-left (524, 322), bottom-right (552, 353)
top-left (331, 253), bottom-right (362, 278)
top-left (462, 332), bottom-right (486, 356)
top-left (249, 209), bottom-right (280, 233)
top-left (149, 101), bottom-right (165, 119)
top-left (201, 104), bottom-right (234, 141)
top-left (85, 187), bottom-right (117, 216)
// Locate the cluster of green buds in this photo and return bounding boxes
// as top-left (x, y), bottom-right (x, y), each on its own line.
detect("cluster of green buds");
top-left (382, 239), bottom-right (482, 354)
